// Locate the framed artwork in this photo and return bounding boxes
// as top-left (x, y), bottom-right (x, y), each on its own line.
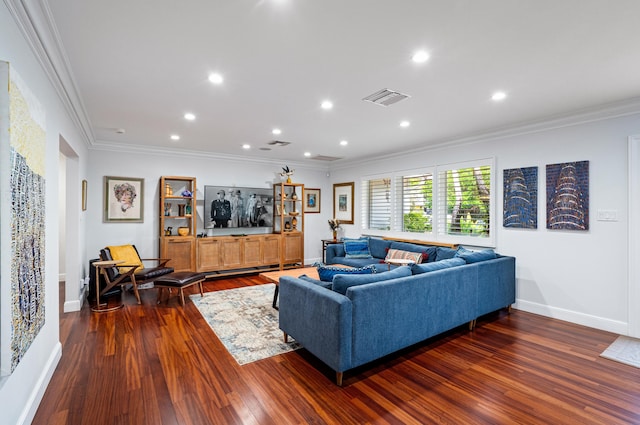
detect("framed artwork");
top-left (81, 179), bottom-right (88, 211)
top-left (333, 182), bottom-right (354, 224)
top-left (304, 188), bottom-right (320, 213)
top-left (546, 160), bottom-right (589, 230)
top-left (503, 167), bottom-right (537, 229)
top-left (104, 176), bottom-right (144, 222)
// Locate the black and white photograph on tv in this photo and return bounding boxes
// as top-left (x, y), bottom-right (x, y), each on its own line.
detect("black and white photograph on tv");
top-left (204, 186), bottom-right (274, 233)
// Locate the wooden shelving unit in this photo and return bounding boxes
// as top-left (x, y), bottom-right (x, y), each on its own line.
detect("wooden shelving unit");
top-left (273, 182), bottom-right (304, 269)
top-left (159, 176), bottom-right (196, 272)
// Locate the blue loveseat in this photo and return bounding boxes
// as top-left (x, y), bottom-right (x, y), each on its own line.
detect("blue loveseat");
top-left (279, 244), bottom-right (515, 385)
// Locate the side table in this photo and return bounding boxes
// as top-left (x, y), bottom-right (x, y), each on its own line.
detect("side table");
top-left (321, 239), bottom-right (341, 263)
top-left (384, 258), bottom-right (415, 270)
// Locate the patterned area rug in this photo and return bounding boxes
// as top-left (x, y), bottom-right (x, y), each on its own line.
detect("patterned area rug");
top-left (600, 335), bottom-right (640, 368)
top-left (190, 284), bottom-right (300, 365)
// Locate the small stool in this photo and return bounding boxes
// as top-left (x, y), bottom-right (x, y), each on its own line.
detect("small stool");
top-left (154, 272), bottom-right (206, 306)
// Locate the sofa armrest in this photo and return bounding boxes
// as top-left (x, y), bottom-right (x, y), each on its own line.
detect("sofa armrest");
top-left (325, 243), bottom-right (345, 265)
top-left (279, 276), bottom-right (353, 373)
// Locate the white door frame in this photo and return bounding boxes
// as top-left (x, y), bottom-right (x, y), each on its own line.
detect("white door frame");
top-left (628, 134), bottom-right (640, 337)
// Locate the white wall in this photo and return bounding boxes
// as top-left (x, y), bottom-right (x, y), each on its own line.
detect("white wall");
top-left (0, 3), bottom-right (89, 424)
top-left (85, 149), bottom-right (333, 265)
top-left (330, 112), bottom-right (639, 334)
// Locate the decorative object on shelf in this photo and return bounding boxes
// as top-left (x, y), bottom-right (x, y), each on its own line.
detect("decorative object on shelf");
top-left (165, 183), bottom-right (173, 196)
top-left (178, 226), bottom-right (190, 236)
top-left (333, 181), bottom-right (355, 224)
top-left (164, 202), bottom-right (172, 216)
top-left (292, 216), bottom-right (298, 230)
top-left (280, 166), bottom-right (294, 183)
top-left (181, 190), bottom-right (192, 198)
top-left (289, 211), bottom-right (299, 216)
top-left (185, 202), bottom-right (192, 216)
top-left (178, 204), bottom-right (186, 216)
top-left (304, 188), bottom-right (320, 213)
top-left (165, 227), bottom-right (173, 236)
top-left (104, 176), bottom-right (144, 223)
top-left (328, 218), bottom-right (341, 240)
top-left (284, 221), bottom-right (292, 231)
top-left (291, 188), bottom-right (298, 200)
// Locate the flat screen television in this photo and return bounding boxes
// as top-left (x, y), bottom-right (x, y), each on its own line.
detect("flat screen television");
top-left (203, 185), bottom-right (274, 235)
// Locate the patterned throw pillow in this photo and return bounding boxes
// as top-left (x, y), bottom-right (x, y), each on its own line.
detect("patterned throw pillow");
top-left (315, 264), bottom-right (377, 282)
top-left (384, 248), bottom-right (423, 264)
top-left (343, 237), bottom-right (373, 259)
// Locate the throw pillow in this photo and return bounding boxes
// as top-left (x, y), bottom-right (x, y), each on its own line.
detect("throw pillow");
top-left (107, 244), bottom-right (144, 272)
top-left (316, 264), bottom-right (376, 282)
top-left (385, 248), bottom-right (423, 264)
top-left (343, 237), bottom-right (373, 259)
top-left (332, 266), bottom-right (412, 295)
top-left (411, 257), bottom-right (465, 274)
top-left (435, 246), bottom-right (458, 261)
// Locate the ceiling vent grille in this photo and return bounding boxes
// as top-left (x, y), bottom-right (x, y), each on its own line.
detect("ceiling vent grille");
top-left (311, 155), bottom-right (342, 161)
top-left (362, 88), bottom-right (410, 107)
top-left (268, 140), bottom-right (291, 147)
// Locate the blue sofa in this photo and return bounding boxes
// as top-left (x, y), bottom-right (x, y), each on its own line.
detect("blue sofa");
top-left (278, 250), bottom-right (515, 385)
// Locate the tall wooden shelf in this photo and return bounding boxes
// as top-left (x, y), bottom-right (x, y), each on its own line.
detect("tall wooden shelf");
top-left (159, 176), bottom-right (196, 272)
top-left (273, 182), bottom-right (304, 268)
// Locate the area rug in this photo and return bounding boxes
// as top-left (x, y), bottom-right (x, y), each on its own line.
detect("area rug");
top-left (190, 284), bottom-right (300, 365)
top-left (600, 335), bottom-right (640, 368)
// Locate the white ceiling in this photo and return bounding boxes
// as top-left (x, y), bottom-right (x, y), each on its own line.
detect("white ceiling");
top-left (45, 0), bottom-right (640, 164)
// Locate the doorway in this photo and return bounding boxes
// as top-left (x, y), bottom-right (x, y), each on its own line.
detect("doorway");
top-left (629, 134), bottom-right (640, 337)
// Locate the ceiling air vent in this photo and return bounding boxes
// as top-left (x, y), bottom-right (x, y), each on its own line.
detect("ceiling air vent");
top-left (362, 88), bottom-right (410, 107)
top-left (311, 155), bottom-right (342, 161)
top-left (268, 140), bottom-right (291, 147)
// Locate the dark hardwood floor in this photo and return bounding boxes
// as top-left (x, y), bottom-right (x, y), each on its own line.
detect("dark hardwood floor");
top-left (36, 276), bottom-right (640, 424)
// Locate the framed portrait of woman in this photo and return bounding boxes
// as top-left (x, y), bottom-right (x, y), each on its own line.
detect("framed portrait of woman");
top-left (104, 176), bottom-right (144, 222)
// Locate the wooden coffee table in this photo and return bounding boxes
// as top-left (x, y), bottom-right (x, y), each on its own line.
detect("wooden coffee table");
top-left (259, 267), bottom-right (319, 309)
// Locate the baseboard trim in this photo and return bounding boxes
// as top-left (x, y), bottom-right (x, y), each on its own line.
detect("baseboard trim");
top-left (63, 286), bottom-right (86, 313)
top-left (515, 299), bottom-right (628, 335)
top-left (20, 342), bottom-right (62, 425)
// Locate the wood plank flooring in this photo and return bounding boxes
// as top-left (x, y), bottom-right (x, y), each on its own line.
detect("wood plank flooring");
top-left (34, 276), bottom-right (640, 424)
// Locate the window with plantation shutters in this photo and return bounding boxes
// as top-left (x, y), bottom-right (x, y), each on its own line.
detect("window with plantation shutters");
top-left (437, 161), bottom-right (492, 239)
top-left (361, 158), bottom-right (494, 246)
top-left (362, 177), bottom-right (392, 230)
top-left (401, 173), bottom-right (433, 233)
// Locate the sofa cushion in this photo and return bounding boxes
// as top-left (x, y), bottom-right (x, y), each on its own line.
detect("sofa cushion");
top-left (316, 264), bottom-right (377, 282)
top-left (343, 237), bottom-right (373, 259)
top-left (411, 257), bottom-right (465, 274)
top-left (299, 274), bottom-right (332, 289)
top-left (332, 266), bottom-right (412, 295)
top-left (385, 248), bottom-right (423, 264)
top-left (435, 246), bottom-right (458, 261)
top-left (455, 247), bottom-right (497, 263)
top-left (368, 237), bottom-right (393, 259)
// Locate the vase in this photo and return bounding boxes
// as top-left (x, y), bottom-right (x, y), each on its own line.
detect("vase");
top-left (177, 227), bottom-right (189, 236)
top-left (292, 216), bottom-right (298, 230)
top-left (332, 230), bottom-right (337, 240)
top-left (178, 204), bottom-right (186, 216)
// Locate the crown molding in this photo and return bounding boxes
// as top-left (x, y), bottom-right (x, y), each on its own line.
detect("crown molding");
top-left (330, 96), bottom-right (640, 171)
top-left (5, 0), bottom-right (94, 147)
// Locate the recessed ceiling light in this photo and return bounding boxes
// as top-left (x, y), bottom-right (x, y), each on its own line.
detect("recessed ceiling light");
top-left (242, 144), bottom-right (251, 150)
top-left (170, 134), bottom-right (180, 141)
top-left (272, 128), bottom-right (282, 135)
top-left (208, 73), bottom-right (224, 85)
top-left (492, 91), bottom-right (507, 101)
top-left (340, 140), bottom-right (348, 146)
top-left (321, 100), bottom-right (333, 110)
top-left (184, 112), bottom-right (196, 121)
top-left (304, 152), bottom-right (311, 157)
top-left (400, 120), bottom-right (411, 128)
top-left (412, 50), bottom-right (430, 63)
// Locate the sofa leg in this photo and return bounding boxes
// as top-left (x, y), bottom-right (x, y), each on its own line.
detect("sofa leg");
top-left (468, 319), bottom-right (477, 330)
top-left (336, 372), bottom-right (343, 386)
top-left (283, 332), bottom-right (288, 343)
top-left (508, 305), bottom-right (513, 313)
